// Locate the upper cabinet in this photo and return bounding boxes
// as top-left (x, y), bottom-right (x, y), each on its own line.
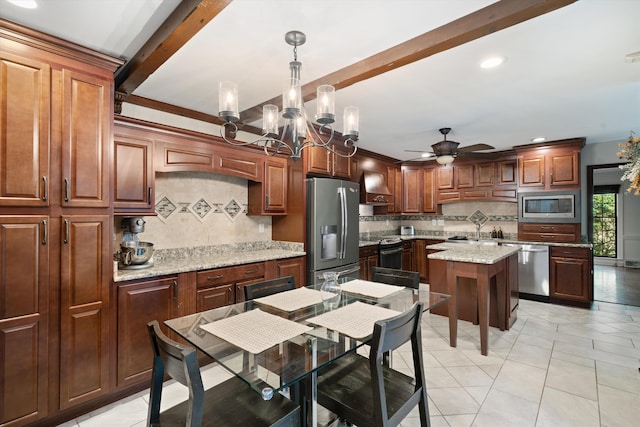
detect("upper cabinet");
top-left (401, 165), bottom-right (437, 213)
top-left (248, 158), bottom-right (288, 215)
top-left (515, 138), bottom-right (584, 190)
top-left (114, 123), bottom-right (155, 214)
top-left (305, 144), bottom-right (352, 180)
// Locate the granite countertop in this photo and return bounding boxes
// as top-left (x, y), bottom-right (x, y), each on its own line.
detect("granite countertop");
top-left (114, 241), bottom-right (305, 282)
top-left (358, 234), bottom-right (592, 249)
top-left (426, 242), bottom-right (520, 264)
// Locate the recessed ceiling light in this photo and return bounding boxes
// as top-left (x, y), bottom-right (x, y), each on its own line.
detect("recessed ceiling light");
top-left (6, 0), bottom-right (38, 9)
top-left (532, 137), bottom-right (546, 143)
top-left (480, 56), bottom-right (505, 69)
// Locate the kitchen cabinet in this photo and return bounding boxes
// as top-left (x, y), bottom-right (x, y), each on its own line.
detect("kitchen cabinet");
top-left (113, 133), bottom-right (154, 214)
top-left (267, 256), bottom-right (306, 287)
top-left (248, 158), bottom-right (287, 215)
top-left (550, 246), bottom-right (592, 306)
top-left (116, 275), bottom-right (179, 388)
top-left (305, 144), bottom-right (352, 180)
top-left (59, 215), bottom-right (111, 409)
top-left (515, 138), bottom-right (584, 189)
top-left (386, 166), bottom-right (403, 213)
top-left (401, 165), bottom-right (437, 213)
top-left (413, 239), bottom-right (444, 283)
top-left (359, 245), bottom-right (379, 280)
top-left (155, 138), bottom-right (216, 172)
top-left (196, 262), bottom-right (267, 309)
top-left (518, 222), bottom-right (581, 243)
top-left (0, 216), bottom-right (49, 427)
top-left (402, 240), bottom-right (413, 272)
top-left (0, 52), bottom-right (50, 207)
top-left (436, 159), bottom-right (517, 204)
top-left (216, 146), bottom-right (261, 181)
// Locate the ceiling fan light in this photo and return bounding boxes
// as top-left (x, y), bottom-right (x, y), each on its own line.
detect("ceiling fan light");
top-left (436, 155), bottom-right (455, 165)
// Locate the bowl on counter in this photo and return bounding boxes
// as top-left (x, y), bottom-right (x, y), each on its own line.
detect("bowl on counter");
top-left (119, 241), bottom-right (154, 265)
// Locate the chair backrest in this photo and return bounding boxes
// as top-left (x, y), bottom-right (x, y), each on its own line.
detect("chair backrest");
top-left (369, 302), bottom-right (426, 426)
top-left (244, 276), bottom-right (295, 301)
top-left (370, 266), bottom-right (420, 289)
top-left (147, 320), bottom-right (205, 427)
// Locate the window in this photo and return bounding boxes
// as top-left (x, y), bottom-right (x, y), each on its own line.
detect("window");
top-left (592, 185), bottom-right (618, 258)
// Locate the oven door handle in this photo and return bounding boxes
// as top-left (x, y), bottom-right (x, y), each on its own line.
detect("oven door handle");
top-left (380, 247), bottom-right (403, 256)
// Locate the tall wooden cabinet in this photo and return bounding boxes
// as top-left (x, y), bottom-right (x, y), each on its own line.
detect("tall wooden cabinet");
top-left (0, 20), bottom-right (122, 426)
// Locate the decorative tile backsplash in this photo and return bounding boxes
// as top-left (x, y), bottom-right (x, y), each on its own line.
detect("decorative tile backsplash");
top-left (124, 172), bottom-right (271, 249)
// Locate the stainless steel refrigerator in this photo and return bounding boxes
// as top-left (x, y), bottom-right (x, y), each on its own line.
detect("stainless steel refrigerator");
top-left (306, 177), bottom-right (360, 285)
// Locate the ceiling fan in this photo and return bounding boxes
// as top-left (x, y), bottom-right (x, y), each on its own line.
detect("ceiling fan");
top-left (405, 127), bottom-right (495, 165)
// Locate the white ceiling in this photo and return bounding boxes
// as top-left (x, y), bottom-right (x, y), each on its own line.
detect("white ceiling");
top-left (2, 0), bottom-right (639, 161)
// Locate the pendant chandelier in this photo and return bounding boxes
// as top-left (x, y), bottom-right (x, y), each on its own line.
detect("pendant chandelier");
top-left (218, 30), bottom-right (359, 161)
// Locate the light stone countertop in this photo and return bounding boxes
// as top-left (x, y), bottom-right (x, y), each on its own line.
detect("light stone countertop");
top-left (426, 242), bottom-right (520, 264)
top-left (359, 234), bottom-right (592, 249)
top-left (114, 241), bottom-right (305, 282)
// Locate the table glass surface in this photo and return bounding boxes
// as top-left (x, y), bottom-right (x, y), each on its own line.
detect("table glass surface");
top-left (165, 280), bottom-right (449, 399)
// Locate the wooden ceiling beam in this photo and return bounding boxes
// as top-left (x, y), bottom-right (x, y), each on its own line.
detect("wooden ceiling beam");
top-left (239, 0), bottom-right (577, 125)
top-left (115, 0), bottom-right (233, 98)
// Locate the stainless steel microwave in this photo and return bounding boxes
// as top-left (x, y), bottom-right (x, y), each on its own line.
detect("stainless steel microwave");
top-left (518, 190), bottom-right (580, 223)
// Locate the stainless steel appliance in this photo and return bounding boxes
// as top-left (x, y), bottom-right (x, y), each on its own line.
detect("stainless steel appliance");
top-left (379, 238), bottom-right (403, 269)
top-left (503, 243), bottom-right (550, 302)
top-left (118, 216), bottom-right (154, 270)
top-left (307, 178), bottom-right (360, 285)
top-left (518, 190), bottom-right (580, 223)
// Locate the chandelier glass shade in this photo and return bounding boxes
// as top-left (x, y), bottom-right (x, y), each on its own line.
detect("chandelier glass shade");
top-left (217, 31), bottom-right (359, 161)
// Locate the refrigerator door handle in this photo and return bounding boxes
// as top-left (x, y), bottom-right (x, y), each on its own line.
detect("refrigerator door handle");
top-left (339, 186), bottom-right (347, 259)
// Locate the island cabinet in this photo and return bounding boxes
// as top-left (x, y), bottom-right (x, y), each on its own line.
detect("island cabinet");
top-left (359, 245), bottom-right (379, 280)
top-left (1, 20), bottom-right (122, 426)
top-left (549, 246), bottom-right (593, 306)
top-left (514, 138), bottom-right (584, 190)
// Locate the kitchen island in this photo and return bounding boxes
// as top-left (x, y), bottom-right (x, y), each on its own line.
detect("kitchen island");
top-left (427, 242), bottom-right (519, 356)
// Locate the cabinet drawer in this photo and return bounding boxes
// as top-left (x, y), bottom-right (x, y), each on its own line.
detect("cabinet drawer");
top-left (550, 246), bottom-right (591, 259)
top-left (359, 245), bottom-right (378, 258)
top-left (197, 262), bottom-right (266, 288)
top-left (520, 223), bottom-right (578, 234)
top-left (518, 232), bottom-right (577, 243)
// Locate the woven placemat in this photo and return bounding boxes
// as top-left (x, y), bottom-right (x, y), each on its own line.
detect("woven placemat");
top-left (200, 309), bottom-right (312, 354)
top-left (306, 301), bottom-right (400, 339)
top-left (255, 287), bottom-right (323, 312)
top-left (340, 279), bottom-right (405, 298)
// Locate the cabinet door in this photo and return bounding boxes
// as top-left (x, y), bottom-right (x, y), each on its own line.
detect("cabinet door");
top-left (332, 151), bottom-right (352, 179)
top-left (518, 154), bottom-right (545, 187)
top-left (60, 69), bottom-right (111, 207)
top-left (475, 162), bottom-right (495, 187)
top-left (496, 159), bottom-right (517, 186)
top-left (114, 136), bottom-right (154, 213)
top-left (216, 147), bottom-right (261, 181)
top-left (0, 54), bottom-right (50, 207)
top-left (117, 277), bottom-right (177, 388)
top-left (456, 164), bottom-right (474, 188)
top-left (550, 256), bottom-right (591, 303)
top-left (549, 151), bottom-right (579, 187)
top-left (197, 284), bottom-right (234, 311)
top-left (306, 145), bottom-right (331, 175)
top-left (274, 256), bottom-right (305, 287)
top-left (437, 167), bottom-right (455, 190)
top-left (264, 160), bottom-right (287, 213)
top-left (414, 240), bottom-right (428, 282)
top-left (59, 215), bottom-right (110, 408)
top-left (423, 167), bottom-right (436, 213)
top-left (0, 216), bottom-right (49, 426)
top-left (401, 166), bottom-right (421, 213)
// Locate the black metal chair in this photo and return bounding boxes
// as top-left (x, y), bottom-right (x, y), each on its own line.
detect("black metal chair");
top-left (146, 320), bottom-right (300, 427)
top-left (316, 302), bottom-right (430, 427)
top-left (244, 276), bottom-right (296, 301)
top-left (371, 266), bottom-right (420, 289)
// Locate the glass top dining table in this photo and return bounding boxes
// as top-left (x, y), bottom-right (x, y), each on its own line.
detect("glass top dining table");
top-left (165, 279), bottom-right (450, 426)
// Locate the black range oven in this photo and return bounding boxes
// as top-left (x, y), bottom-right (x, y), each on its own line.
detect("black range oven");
top-left (378, 238), bottom-right (403, 269)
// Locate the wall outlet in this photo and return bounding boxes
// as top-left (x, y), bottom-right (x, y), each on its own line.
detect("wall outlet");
top-left (258, 223), bottom-right (264, 233)
top-left (437, 219), bottom-right (445, 226)
top-left (386, 219), bottom-right (389, 225)
top-left (431, 219), bottom-right (437, 226)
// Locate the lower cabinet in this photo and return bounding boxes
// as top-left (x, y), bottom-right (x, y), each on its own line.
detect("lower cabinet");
top-left (267, 256), bottom-right (306, 287)
top-left (414, 239), bottom-right (444, 283)
top-left (550, 246), bottom-right (593, 306)
top-left (196, 262), bottom-right (266, 310)
top-left (359, 246), bottom-right (379, 280)
top-left (402, 240), bottom-right (413, 271)
top-left (116, 276), bottom-right (179, 388)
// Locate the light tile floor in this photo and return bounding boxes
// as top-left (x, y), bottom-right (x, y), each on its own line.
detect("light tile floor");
top-left (57, 299), bottom-right (640, 427)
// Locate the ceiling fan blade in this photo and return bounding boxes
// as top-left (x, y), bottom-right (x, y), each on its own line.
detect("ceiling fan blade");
top-left (404, 149), bottom-right (431, 153)
top-left (457, 143), bottom-right (495, 153)
top-left (457, 151), bottom-right (502, 159)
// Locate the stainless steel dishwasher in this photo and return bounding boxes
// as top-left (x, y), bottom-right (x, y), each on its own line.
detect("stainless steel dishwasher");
top-left (503, 244), bottom-right (550, 302)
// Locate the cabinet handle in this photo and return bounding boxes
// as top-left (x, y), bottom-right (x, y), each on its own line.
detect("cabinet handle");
top-left (227, 287), bottom-right (233, 304)
top-left (173, 280), bottom-right (178, 301)
top-left (244, 268), bottom-right (259, 275)
top-left (148, 187), bottom-right (152, 205)
top-left (41, 219), bottom-right (47, 245)
top-left (42, 176), bottom-right (48, 202)
top-left (265, 194), bottom-right (269, 206)
top-left (63, 178), bottom-right (70, 202)
top-left (63, 219), bottom-right (69, 244)
top-left (207, 274), bottom-right (224, 281)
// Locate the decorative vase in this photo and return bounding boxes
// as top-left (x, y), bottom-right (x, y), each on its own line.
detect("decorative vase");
top-left (320, 271), bottom-right (341, 310)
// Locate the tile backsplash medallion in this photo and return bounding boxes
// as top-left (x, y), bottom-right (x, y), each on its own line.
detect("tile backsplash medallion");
top-left (118, 172), bottom-right (271, 249)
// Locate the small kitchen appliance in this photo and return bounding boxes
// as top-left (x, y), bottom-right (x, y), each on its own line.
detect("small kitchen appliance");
top-left (118, 216), bottom-right (154, 269)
